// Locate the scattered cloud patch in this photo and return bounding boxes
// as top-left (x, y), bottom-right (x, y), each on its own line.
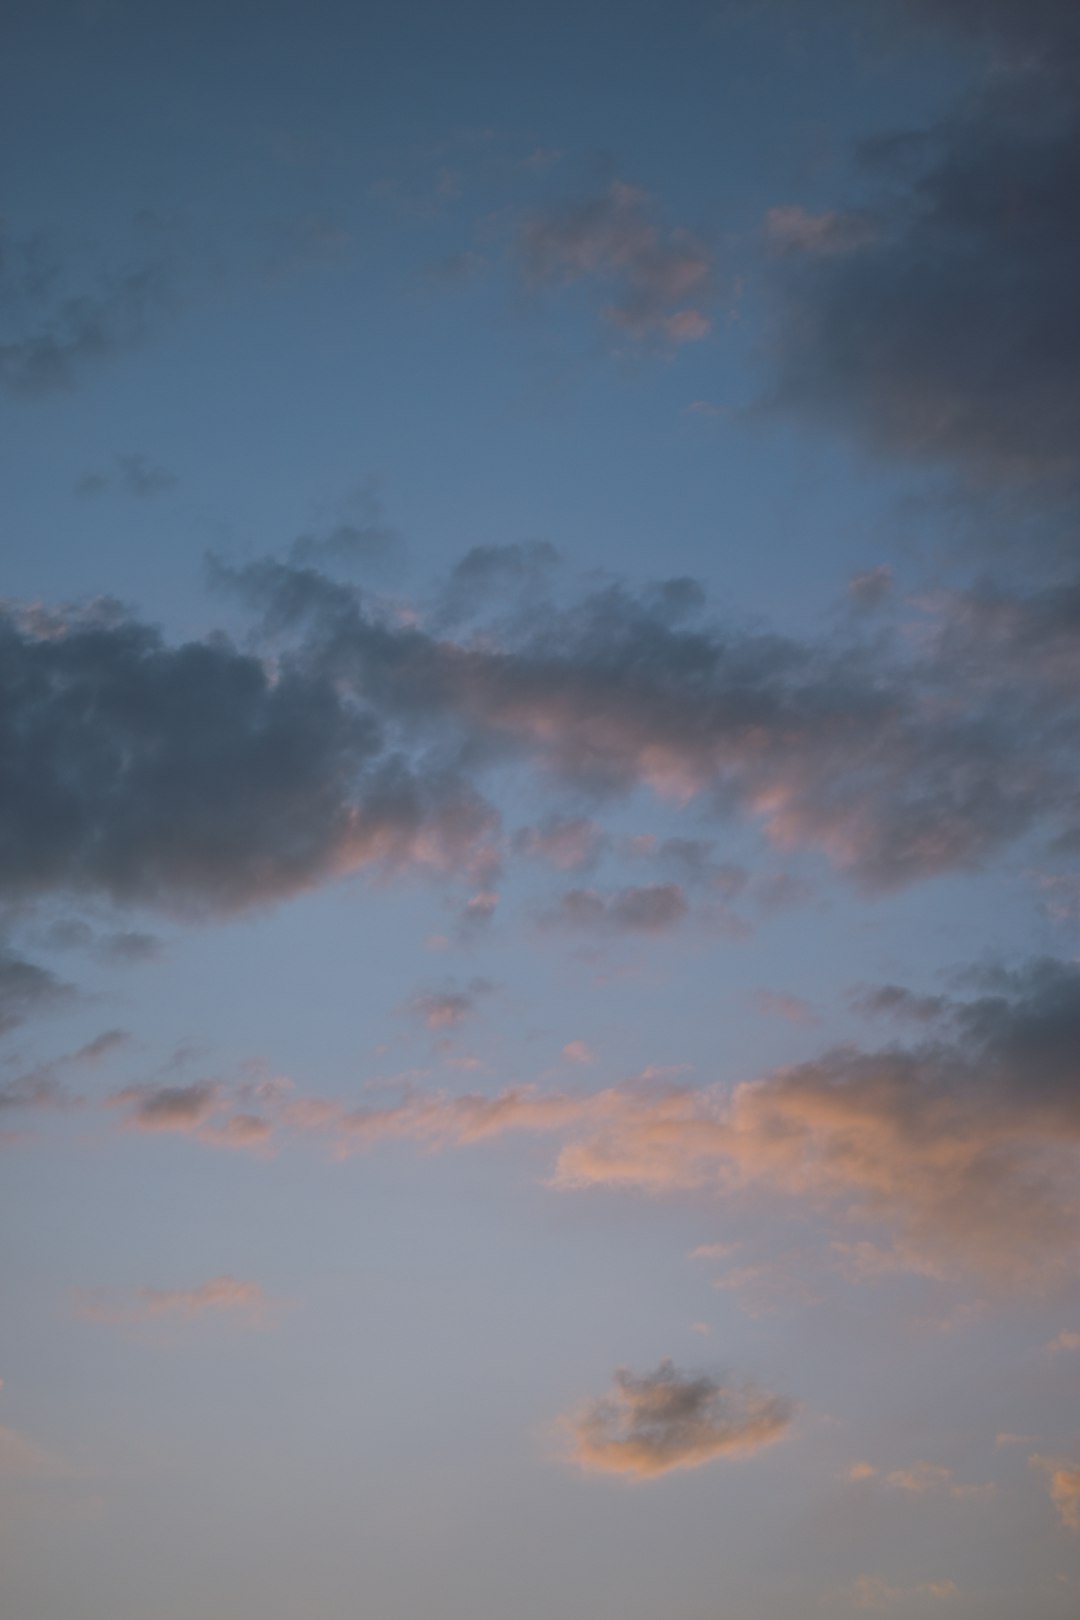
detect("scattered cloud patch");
top-left (561, 1359), bottom-right (793, 1480)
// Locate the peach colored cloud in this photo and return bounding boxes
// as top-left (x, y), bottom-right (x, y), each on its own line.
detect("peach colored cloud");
top-left (1031, 1455), bottom-right (1080, 1532)
top-left (561, 1359), bottom-right (793, 1480)
top-left (77, 1275), bottom-right (266, 1325)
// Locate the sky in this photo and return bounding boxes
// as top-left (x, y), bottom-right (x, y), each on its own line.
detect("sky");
top-left (2, 1), bottom-right (1080, 1616)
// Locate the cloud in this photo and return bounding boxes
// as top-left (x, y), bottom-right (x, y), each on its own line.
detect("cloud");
top-left (540, 883), bottom-right (690, 935)
top-left (884, 1462), bottom-right (993, 1498)
top-left (519, 181), bottom-right (714, 344)
top-left (405, 978), bottom-right (494, 1030)
top-left (75, 454), bottom-right (177, 499)
top-left (95, 955), bottom-right (1080, 1285)
top-left (7, 554), bottom-right (1080, 930)
top-left (1030, 1454), bottom-right (1080, 1531)
top-left (1048, 1330), bottom-right (1080, 1353)
top-left (0, 592), bottom-right (498, 915)
top-left (548, 957), bottom-right (1080, 1280)
top-left (76, 1275), bottom-right (266, 1325)
top-left (0, 1028), bottom-right (130, 1114)
top-left (514, 816), bottom-right (607, 872)
top-left (561, 1359), bottom-right (793, 1479)
top-left (766, 0), bottom-right (1080, 489)
top-left (752, 989), bottom-right (819, 1026)
top-left (0, 947), bottom-right (75, 1034)
top-left (0, 226), bottom-right (174, 397)
top-left (848, 1576), bottom-right (958, 1609)
top-left (848, 566), bottom-right (893, 609)
top-left (562, 1040), bottom-right (596, 1064)
top-left (0, 1424), bottom-right (77, 1480)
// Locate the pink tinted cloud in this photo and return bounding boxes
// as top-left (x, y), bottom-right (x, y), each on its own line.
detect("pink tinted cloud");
top-left (77, 1275), bottom-right (267, 1326)
top-left (560, 1359), bottom-right (793, 1480)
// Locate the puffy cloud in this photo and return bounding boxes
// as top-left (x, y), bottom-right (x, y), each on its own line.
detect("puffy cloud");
top-left (77, 1275), bottom-right (266, 1325)
top-left (550, 960), bottom-right (1080, 1280)
top-left (767, 0), bottom-right (1080, 490)
top-left (0, 594), bottom-right (497, 915)
top-left (561, 1359), bottom-right (793, 1479)
top-left (519, 181), bottom-right (714, 344)
top-left (1030, 1454), bottom-right (1080, 1531)
top-left (6, 553), bottom-right (1079, 927)
top-left (1048, 1330), bottom-right (1080, 1352)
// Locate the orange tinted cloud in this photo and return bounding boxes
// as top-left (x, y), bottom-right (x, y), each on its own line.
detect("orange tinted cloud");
top-left (77, 1275), bottom-right (266, 1325)
top-left (1031, 1455), bottom-right (1080, 1532)
top-left (561, 1359), bottom-right (793, 1480)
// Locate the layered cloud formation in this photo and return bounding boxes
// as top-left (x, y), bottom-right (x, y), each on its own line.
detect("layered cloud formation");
top-left (3, 539), bottom-right (1079, 942)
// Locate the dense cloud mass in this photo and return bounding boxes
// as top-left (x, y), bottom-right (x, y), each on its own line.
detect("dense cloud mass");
top-left (769, 0), bottom-right (1080, 491)
top-left (563, 1360), bottom-right (793, 1479)
top-left (0, 596), bottom-right (495, 914)
top-left (2, 555), bottom-right (1079, 922)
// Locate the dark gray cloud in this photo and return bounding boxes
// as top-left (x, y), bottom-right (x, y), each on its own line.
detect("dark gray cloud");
top-left (4, 551), bottom-right (1079, 928)
top-left (767, 0), bottom-right (1080, 492)
top-left (0, 594), bottom-right (497, 916)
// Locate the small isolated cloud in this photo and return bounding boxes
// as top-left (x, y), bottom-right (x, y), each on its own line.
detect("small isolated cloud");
top-left (752, 989), bottom-right (819, 1026)
top-left (519, 180), bottom-right (714, 345)
top-left (514, 816), bottom-right (607, 872)
top-left (562, 1040), bottom-right (596, 1064)
top-left (849, 1462), bottom-right (879, 1481)
top-left (766, 206), bottom-right (880, 258)
top-left (111, 1080), bottom-right (221, 1133)
top-left (77, 1274), bottom-right (266, 1326)
top-left (541, 884), bottom-right (689, 936)
top-left (405, 978), bottom-right (495, 1030)
top-left (885, 1461), bottom-right (993, 1499)
top-left (1031, 1454), bottom-right (1080, 1532)
top-left (848, 1576), bottom-right (958, 1609)
top-left (76, 453), bottom-right (177, 499)
top-left (848, 566), bottom-right (893, 609)
top-left (1049, 1330), bottom-right (1080, 1353)
top-left (561, 1358), bottom-right (793, 1480)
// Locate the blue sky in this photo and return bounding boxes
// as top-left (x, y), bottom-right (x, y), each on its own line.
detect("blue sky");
top-left (2, 3), bottom-right (1080, 1617)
